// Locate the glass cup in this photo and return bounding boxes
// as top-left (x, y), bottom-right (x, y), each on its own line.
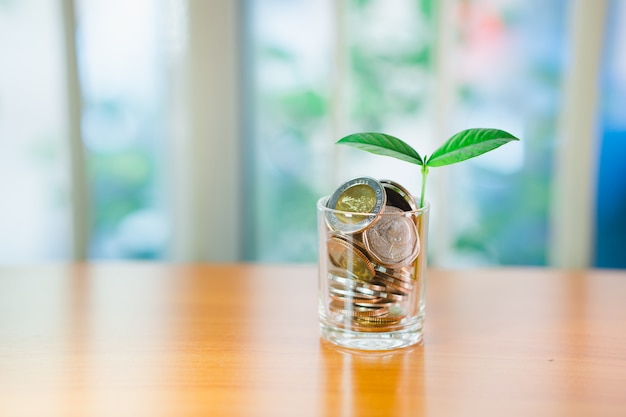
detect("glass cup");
top-left (317, 196), bottom-right (429, 350)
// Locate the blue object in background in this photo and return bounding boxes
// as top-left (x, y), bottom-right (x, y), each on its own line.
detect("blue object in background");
top-left (595, 129), bottom-right (626, 268)
top-left (594, 0), bottom-right (626, 268)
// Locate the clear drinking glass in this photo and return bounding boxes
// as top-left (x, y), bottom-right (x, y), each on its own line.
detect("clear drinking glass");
top-left (317, 196), bottom-right (429, 350)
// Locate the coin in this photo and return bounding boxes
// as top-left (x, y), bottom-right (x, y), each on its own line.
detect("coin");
top-left (326, 177), bottom-right (386, 233)
top-left (327, 236), bottom-right (375, 281)
top-left (331, 231), bottom-right (368, 252)
top-left (328, 301), bottom-right (389, 317)
top-left (380, 281), bottom-right (413, 296)
top-left (375, 265), bottom-right (414, 282)
top-left (363, 206), bottom-right (420, 268)
top-left (334, 322), bottom-right (397, 333)
top-left (330, 276), bottom-right (407, 301)
top-left (358, 314), bottom-right (405, 323)
top-left (379, 288), bottom-right (406, 301)
top-left (329, 284), bottom-right (380, 300)
top-left (381, 280), bottom-right (412, 295)
top-left (328, 274), bottom-right (387, 292)
top-left (380, 179), bottom-right (418, 211)
top-left (388, 304), bottom-right (407, 317)
top-left (375, 271), bottom-right (414, 290)
top-left (328, 265), bottom-right (361, 281)
top-left (329, 293), bottom-right (384, 305)
top-left (355, 316), bottom-right (404, 326)
top-left (353, 298), bottom-right (395, 307)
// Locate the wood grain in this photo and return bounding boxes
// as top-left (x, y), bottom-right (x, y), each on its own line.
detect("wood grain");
top-left (0, 264), bottom-right (625, 416)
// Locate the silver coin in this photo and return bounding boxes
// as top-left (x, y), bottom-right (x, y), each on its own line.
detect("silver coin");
top-left (329, 280), bottom-right (383, 297)
top-left (329, 284), bottom-right (380, 300)
top-left (329, 293), bottom-right (383, 305)
top-left (326, 177), bottom-right (386, 234)
top-left (328, 274), bottom-right (387, 292)
top-left (363, 206), bottom-right (420, 267)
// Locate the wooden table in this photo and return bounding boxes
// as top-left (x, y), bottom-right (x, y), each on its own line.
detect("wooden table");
top-left (1, 264), bottom-right (625, 416)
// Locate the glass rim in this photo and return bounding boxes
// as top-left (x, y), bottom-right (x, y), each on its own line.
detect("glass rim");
top-left (317, 195), bottom-right (430, 216)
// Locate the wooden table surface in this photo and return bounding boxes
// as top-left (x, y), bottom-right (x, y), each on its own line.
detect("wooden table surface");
top-left (0, 264), bottom-right (625, 416)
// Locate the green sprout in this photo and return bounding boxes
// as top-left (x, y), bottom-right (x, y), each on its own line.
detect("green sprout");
top-left (337, 128), bottom-right (520, 208)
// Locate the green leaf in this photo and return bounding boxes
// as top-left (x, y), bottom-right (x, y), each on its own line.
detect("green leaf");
top-left (336, 133), bottom-right (423, 166)
top-left (426, 128), bottom-right (519, 167)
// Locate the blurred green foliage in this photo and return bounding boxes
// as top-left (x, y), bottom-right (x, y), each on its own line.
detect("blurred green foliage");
top-left (249, 0), bottom-right (563, 266)
top-left (88, 150), bottom-right (154, 229)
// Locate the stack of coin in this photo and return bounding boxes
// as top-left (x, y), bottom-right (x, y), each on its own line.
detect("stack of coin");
top-left (323, 177), bottom-right (421, 332)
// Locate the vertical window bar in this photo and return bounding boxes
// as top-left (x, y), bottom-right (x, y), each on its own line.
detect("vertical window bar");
top-left (169, 0), bottom-right (241, 261)
top-left (61, 0), bottom-right (89, 261)
top-left (331, 0), bottom-right (347, 187)
top-left (549, 0), bottom-right (607, 268)
top-left (431, 0), bottom-right (457, 265)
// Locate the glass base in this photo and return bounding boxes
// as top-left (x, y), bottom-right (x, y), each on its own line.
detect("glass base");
top-left (320, 320), bottom-right (424, 351)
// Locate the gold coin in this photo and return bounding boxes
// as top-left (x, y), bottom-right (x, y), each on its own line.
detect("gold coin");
top-left (325, 177), bottom-right (386, 233)
top-left (329, 232), bottom-right (369, 255)
top-left (333, 322), bottom-right (397, 333)
top-left (354, 316), bottom-right (403, 327)
top-left (328, 301), bottom-right (388, 317)
top-left (358, 313), bottom-right (406, 323)
top-left (353, 298), bottom-right (395, 308)
top-left (336, 184), bottom-right (376, 216)
top-left (327, 236), bottom-right (375, 281)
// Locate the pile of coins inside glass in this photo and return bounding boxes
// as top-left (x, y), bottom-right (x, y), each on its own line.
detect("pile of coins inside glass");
top-left (323, 177), bottom-right (422, 332)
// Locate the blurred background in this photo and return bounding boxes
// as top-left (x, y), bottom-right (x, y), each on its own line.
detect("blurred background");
top-left (0, 0), bottom-right (624, 268)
